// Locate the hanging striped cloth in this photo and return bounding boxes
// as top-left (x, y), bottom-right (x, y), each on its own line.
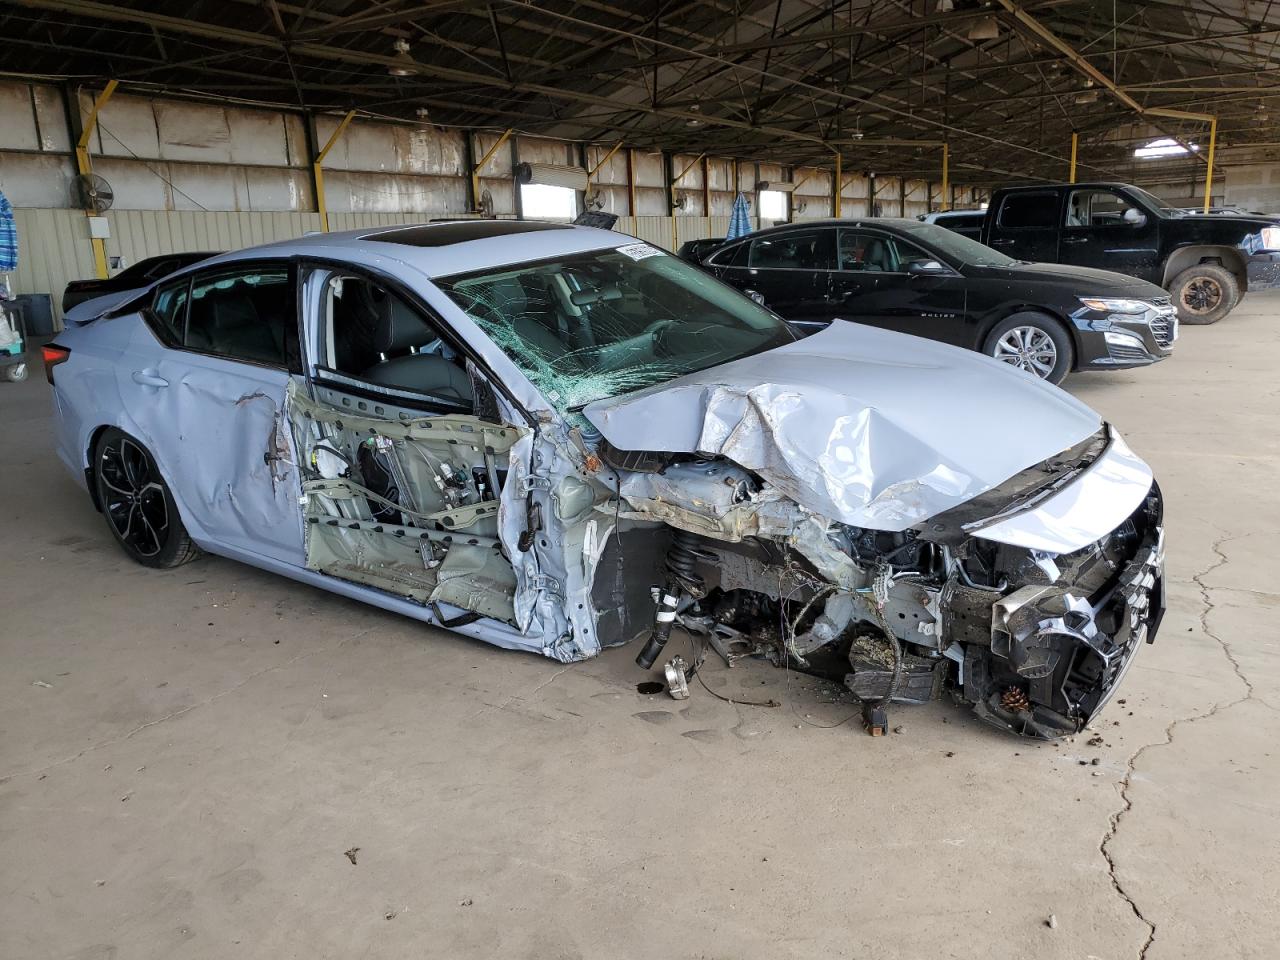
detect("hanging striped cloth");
top-left (725, 191), bottom-right (752, 241)
top-left (0, 189), bottom-right (17, 273)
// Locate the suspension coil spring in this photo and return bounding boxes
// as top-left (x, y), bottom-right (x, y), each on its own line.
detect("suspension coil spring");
top-left (665, 528), bottom-right (706, 596)
top-left (635, 529), bottom-right (709, 670)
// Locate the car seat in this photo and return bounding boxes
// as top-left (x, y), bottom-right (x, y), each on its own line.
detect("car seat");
top-left (358, 287), bottom-right (473, 404)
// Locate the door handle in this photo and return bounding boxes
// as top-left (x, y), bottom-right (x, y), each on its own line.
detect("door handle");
top-left (989, 238), bottom-right (1015, 246)
top-left (131, 370), bottom-right (169, 388)
top-left (1062, 236), bottom-right (1088, 244)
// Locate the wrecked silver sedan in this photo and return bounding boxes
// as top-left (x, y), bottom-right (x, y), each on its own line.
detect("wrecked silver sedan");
top-left (47, 221), bottom-right (1164, 738)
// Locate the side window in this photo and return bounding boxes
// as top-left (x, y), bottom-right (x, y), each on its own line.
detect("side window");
top-left (748, 230), bottom-right (835, 270)
top-left (837, 230), bottom-right (896, 272)
top-left (186, 266), bottom-right (298, 370)
top-left (709, 241), bottom-right (749, 268)
top-left (1066, 189), bottom-right (1134, 228)
top-left (889, 237), bottom-right (935, 271)
top-left (321, 275), bottom-right (474, 411)
top-left (148, 279), bottom-right (189, 346)
top-left (997, 192), bottom-right (1059, 229)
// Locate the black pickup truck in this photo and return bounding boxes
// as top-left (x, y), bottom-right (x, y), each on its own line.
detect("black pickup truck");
top-left (976, 182), bottom-right (1280, 324)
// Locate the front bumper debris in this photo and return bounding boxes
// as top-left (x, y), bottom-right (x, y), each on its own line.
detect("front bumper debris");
top-left (972, 509), bottom-right (1165, 739)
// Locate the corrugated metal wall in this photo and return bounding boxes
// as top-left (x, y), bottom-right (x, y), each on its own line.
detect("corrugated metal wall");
top-left (1, 79), bottom-right (981, 328)
top-left (8, 208), bottom-right (493, 325)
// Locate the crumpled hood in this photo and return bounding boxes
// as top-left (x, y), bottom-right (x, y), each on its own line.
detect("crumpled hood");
top-left (583, 320), bottom-right (1103, 531)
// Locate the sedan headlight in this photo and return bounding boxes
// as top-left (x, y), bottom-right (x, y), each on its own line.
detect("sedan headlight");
top-left (1079, 297), bottom-right (1151, 314)
top-left (1260, 226), bottom-right (1280, 251)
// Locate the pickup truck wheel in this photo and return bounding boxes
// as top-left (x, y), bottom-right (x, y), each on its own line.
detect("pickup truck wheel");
top-left (982, 313), bottom-right (1073, 385)
top-left (1168, 263), bottom-right (1237, 325)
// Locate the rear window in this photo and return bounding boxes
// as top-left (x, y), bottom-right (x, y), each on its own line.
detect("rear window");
top-left (998, 193), bottom-right (1059, 229)
top-left (748, 229), bottom-right (835, 270)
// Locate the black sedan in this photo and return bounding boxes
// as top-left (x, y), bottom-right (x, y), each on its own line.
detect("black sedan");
top-left (62, 251), bottom-right (221, 313)
top-left (698, 219), bottom-right (1176, 384)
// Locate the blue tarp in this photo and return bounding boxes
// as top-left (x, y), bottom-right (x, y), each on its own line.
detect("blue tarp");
top-left (726, 191), bottom-right (752, 241)
top-left (0, 189), bottom-right (17, 272)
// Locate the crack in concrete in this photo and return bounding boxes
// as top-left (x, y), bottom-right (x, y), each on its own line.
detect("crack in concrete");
top-left (1192, 537), bottom-right (1256, 700)
top-left (464, 663), bottom-right (576, 721)
top-left (1098, 534), bottom-right (1256, 959)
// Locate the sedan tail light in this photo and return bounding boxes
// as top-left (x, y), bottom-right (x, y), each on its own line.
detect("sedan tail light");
top-left (42, 343), bottom-right (70, 384)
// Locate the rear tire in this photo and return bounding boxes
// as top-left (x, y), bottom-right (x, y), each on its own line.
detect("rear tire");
top-left (1168, 263), bottom-right (1237, 325)
top-left (93, 428), bottom-right (201, 568)
top-left (982, 312), bottom-right (1074, 385)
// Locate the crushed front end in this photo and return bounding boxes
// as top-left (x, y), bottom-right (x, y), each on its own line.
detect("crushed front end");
top-left (593, 425), bottom-right (1164, 740)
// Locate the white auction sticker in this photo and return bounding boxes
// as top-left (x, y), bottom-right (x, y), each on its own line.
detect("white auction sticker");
top-left (615, 242), bottom-right (663, 261)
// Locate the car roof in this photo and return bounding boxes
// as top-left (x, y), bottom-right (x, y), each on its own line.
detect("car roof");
top-left (996, 181), bottom-right (1137, 192)
top-left (720, 217), bottom-right (929, 242)
top-left (201, 219), bottom-right (629, 278)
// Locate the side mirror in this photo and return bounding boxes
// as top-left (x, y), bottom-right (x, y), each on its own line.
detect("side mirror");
top-left (907, 258), bottom-right (948, 276)
top-left (1123, 208), bottom-right (1147, 227)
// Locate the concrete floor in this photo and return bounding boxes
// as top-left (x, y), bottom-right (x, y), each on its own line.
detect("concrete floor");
top-left (1, 293), bottom-right (1277, 960)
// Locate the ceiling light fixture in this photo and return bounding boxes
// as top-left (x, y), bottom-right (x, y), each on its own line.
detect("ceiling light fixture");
top-left (388, 38), bottom-right (420, 77)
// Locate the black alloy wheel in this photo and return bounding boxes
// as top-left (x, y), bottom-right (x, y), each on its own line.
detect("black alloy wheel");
top-left (94, 428), bottom-right (200, 568)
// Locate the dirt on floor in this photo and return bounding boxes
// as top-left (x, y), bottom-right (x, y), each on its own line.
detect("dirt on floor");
top-left (1, 293), bottom-right (1277, 960)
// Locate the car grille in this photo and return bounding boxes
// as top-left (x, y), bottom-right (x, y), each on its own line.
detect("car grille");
top-left (1150, 313), bottom-right (1175, 347)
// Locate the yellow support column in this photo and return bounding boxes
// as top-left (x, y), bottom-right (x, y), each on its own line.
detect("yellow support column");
top-left (75, 80), bottom-right (118, 279)
top-left (469, 127), bottom-right (512, 219)
top-left (1203, 117), bottom-right (1218, 214)
top-left (941, 142), bottom-right (950, 211)
top-left (1069, 132), bottom-right (1078, 183)
top-left (314, 110), bottom-right (356, 232)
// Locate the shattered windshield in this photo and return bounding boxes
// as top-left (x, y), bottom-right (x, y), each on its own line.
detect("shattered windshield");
top-left (436, 243), bottom-right (795, 412)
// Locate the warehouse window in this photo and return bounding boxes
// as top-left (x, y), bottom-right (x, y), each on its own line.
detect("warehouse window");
top-left (521, 183), bottom-right (578, 220)
top-left (1134, 137), bottom-right (1196, 159)
top-left (759, 189), bottom-right (787, 221)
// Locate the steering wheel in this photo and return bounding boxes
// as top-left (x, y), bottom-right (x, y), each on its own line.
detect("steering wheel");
top-left (644, 317), bottom-right (679, 357)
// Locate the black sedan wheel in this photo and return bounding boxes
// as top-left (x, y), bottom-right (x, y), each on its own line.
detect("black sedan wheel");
top-left (93, 428), bottom-right (200, 568)
top-left (982, 313), bottom-right (1073, 385)
top-left (1168, 263), bottom-right (1238, 325)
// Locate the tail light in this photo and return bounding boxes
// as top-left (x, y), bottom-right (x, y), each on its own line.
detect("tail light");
top-left (42, 344), bottom-right (70, 384)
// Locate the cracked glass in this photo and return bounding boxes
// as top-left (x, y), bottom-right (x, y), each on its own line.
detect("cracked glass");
top-left (436, 245), bottom-right (795, 413)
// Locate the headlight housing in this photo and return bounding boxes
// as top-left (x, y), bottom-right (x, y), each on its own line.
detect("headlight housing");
top-left (1079, 297), bottom-right (1151, 314)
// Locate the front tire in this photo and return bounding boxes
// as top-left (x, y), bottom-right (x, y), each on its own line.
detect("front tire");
top-left (982, 312), bottom-right (1074, 385)
top-left (1168, 263), bottom-right (1237, 325)
top-left (93, 428), bottom-right (200, 568)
